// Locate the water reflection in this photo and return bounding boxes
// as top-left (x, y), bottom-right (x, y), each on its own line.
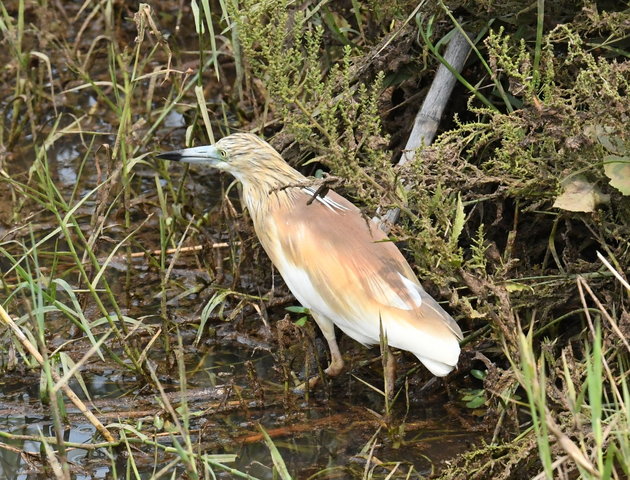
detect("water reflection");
top-left (54, 145), bottom-right (80, 186)
top-left (1, 341), bottom-right (477, 479)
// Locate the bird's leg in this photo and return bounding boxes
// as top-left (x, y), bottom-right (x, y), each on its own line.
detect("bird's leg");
top-left (296, 313), bottom-right (344, 391)
top-left (322, 330), bottom-right (344, 377)
top-left (312, 312), bottom-right (344, 377)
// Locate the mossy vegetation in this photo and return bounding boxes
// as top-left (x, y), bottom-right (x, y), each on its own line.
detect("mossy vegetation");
top-left (0, 0), bottom-right (628, 478)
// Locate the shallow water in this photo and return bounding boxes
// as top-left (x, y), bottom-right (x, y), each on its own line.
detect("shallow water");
top-left (0, 348), bottom-right (476, 479)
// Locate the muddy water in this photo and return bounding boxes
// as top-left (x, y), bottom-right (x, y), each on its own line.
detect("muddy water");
top-left (0, 342), bottom-right (476, 479)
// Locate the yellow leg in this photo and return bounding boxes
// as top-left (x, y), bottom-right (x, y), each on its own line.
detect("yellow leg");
top-left (311, 311), bottom-right (344, 377)
top-left (294, 312), bottom-right (344, 391)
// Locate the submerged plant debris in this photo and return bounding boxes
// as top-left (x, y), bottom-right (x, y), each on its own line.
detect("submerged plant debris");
top-left (0, 0), bottom-right (629, 479)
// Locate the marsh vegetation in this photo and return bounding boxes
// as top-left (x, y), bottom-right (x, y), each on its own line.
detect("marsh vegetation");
top-left (0, 0), bottom-right (628, 478)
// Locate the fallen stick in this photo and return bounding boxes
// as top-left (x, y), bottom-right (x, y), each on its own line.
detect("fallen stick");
top-left (236, 413), bottom-right (350, 444)
top-left (377, 29), bottom-right (472, 230)
top-left (128, 242), bottom-right (238, 258)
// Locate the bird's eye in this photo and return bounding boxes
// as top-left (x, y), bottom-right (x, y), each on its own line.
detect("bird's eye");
top-left (218, 149), bottom-right (228, 159)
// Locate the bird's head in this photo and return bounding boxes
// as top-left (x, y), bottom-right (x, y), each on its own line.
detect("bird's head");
top-left (157, 133), bottom-right (301, 187)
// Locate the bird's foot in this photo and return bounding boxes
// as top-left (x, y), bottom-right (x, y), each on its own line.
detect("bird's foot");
top-left (292, 374), bottom-right (321, 394)
top-left (292, 358), bottom-right (344, 394)
top-left (324, 357), bottom-right (344, 377)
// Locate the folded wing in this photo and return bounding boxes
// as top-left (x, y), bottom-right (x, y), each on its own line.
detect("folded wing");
top-left (259, 188), bottom-right (462, 376)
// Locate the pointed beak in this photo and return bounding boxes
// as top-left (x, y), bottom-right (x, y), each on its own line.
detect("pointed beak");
top-left (156, 150), bottom-right (185, 161)
top-left (156, 145), bottom-right (222, 166)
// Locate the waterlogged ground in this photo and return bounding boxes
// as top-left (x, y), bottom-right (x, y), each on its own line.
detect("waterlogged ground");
top-left (0, 287), bottom-right (478, 479)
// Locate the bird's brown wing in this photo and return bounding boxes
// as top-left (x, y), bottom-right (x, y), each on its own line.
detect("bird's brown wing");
top-left (256, 188), bottom-right (462, 369)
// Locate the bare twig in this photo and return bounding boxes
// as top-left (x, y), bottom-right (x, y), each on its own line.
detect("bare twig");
top-left (127, 243), bottom-right (237, 258)
top-left (270, 175), bottom-right (343, 196)
top-left (577, 276), bottom-right (630, 353)
top-left (597, 250), bottom-right (630, 292)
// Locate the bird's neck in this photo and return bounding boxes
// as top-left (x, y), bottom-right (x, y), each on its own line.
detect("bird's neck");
top-left (238, 164), bottom-right (304, 222)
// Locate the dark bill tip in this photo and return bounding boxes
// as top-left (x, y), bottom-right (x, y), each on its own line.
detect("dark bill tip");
top-left (156, 151), bottom-right (183, 161)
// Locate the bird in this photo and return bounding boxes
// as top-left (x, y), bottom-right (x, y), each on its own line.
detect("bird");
top-left (157, 133), bottom-right (462, 387)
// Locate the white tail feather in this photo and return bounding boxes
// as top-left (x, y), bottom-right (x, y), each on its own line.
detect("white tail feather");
top-left (415, 353), bottom-right (459, 377)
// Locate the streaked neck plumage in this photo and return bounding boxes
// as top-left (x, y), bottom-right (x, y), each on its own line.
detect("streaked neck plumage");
top-left (236, 154), bottom-right (305, 231)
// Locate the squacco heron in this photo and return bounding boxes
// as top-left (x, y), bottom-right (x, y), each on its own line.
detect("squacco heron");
top-left (158, 133), bottom-right (462, 384)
